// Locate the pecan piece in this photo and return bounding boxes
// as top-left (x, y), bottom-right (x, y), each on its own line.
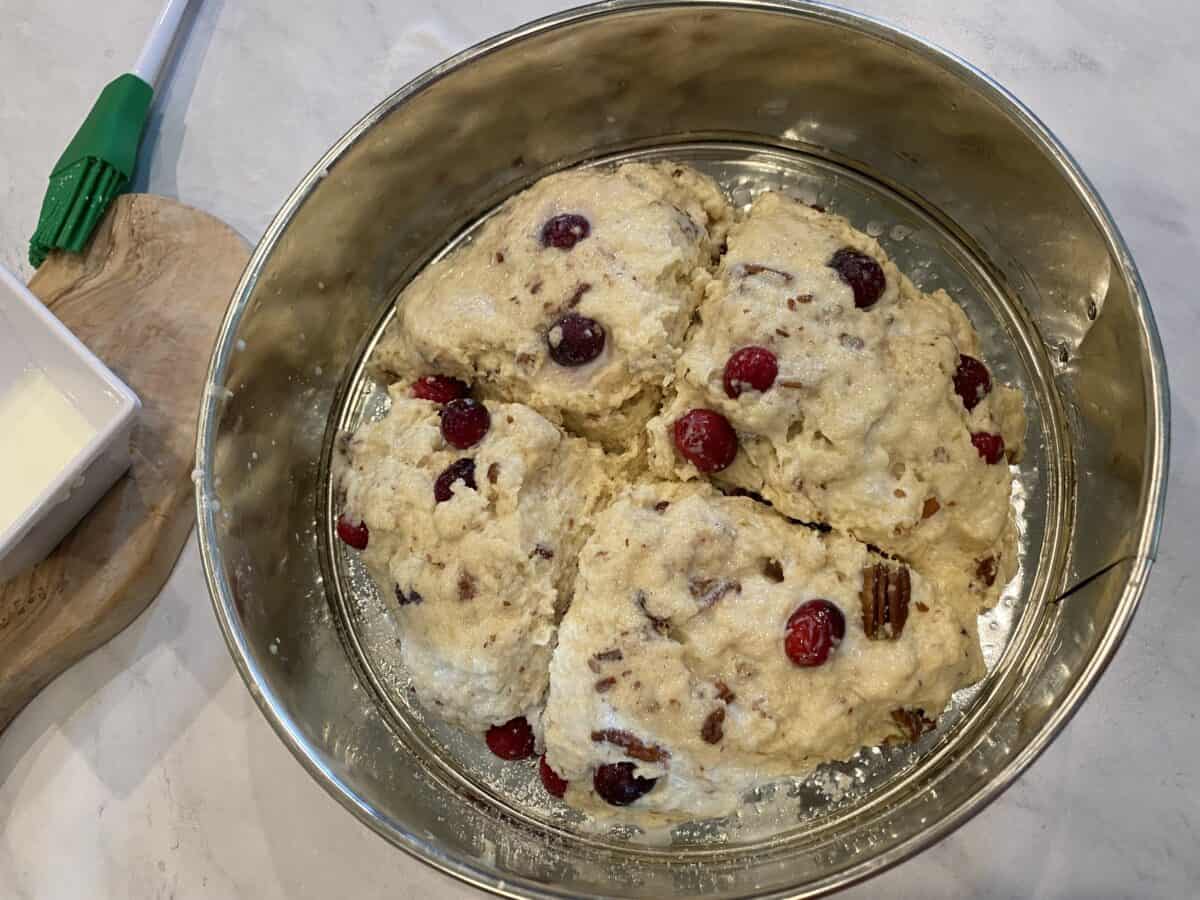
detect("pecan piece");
top-left (595, 677), bottom-right (617, 693)
top-left (395, 585), bottom-right (423, 606)
top-left (564, 282), bottom-right (592, 308)
top-left (591, 729), bottom-right (670, 763)
top-left (890, 708), bottom-right (936, 742)
top-left (687, 577), bottom-right (741, 609)
top-left (457, 571), bottom-right (477, 602)
top-left (921, 497), bottom-right (941, 519)
top-left (761, 558), bottom-right (785, 583)
top-left (635, 590), bottom-right (671, 634)
top-left (530, 544), bottom-right (554, 560)
top-left (976, 556), bottom-right (998, 587)
top-left (714, 680), bottom-right (736, 703)
top-left (588, 648), bottom-right (624, 673)
top-left (701, 708), bottom-right (725, 744)
top-left (741, 263), bottom-right (794, 282)
top-left (861, 562), bottom-right (912, 639)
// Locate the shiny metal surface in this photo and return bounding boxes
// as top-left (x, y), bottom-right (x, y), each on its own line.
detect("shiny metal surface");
top-left (196, 2), bottom-right (1168, 897)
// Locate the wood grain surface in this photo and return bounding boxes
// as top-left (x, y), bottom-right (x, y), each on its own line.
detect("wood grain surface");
top-left (0, 194), bottom-right (249, 732)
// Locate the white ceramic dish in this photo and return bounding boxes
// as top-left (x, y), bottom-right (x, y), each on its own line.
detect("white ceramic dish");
top-left (0, 264), bottom-right (140, 582)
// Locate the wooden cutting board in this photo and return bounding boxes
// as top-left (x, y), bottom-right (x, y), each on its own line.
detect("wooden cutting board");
top-left (0, 194), bottom-right (249, 733)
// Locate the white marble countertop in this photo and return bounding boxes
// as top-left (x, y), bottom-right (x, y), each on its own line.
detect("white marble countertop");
top-left (1, 1), bottom-right (1196, 897)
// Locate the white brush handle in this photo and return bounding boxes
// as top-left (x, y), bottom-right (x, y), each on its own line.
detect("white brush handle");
top-left (132, 0), bottom-right (194, 89)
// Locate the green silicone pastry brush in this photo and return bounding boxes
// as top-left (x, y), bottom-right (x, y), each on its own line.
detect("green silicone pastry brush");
top-left (29, 0), bottom-right (193, 268)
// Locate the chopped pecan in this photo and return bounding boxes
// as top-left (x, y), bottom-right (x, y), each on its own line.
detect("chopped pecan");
top-left (861, 562), bottom-right (912, 639)
top-left (653, 500), bottom-right (671, 513)
top-left (635, 590), bottom-right (671, 634)
top-left (762, 558), bottom-right (785, 583)
top-left (591, 729), bottom-right (669, 763)
top-left (530, 544), bottom-right (554, 560)
top-left (787, 294), bottom-right (814, 310)
top-left (487, 462), bottom-right (500, 484)
top-left (565, 282), bottom-right (592, 308)
top-left (595, 677), bottom-right (617, 693)
top-left (976, 556), bottom-right (998, 587)
top-left (394, 585), bottom-right (423, 606)
top-left (688, 577), bottom-right (741, 609)
top-left (741, 263), bottom-right (794, 282)
top-left (922, 497), bottom-right (941, 519)
top-left (891, 708), bottom-right (936, 742)
top-left (588, 648), bottom-right (624, 673)
top-left (701, 708), bottom-right (725, 744)
top-left (714, 680), bottom-right (736, 703)
top-left (915, 601), bottom-right (930, 612)
top-left (457, 571), bottom-right (477, 602)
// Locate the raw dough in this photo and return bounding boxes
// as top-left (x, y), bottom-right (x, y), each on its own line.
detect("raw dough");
top-left (543, 484), bottom-right (982, 817)
top-left (648, 192), bottom-right (1025, 602)
top-left (342, 172), bottom-right (1026, 817)
top-left (373, 162), bottom-right (732, 448)
top-left (340, 387), bottom-right (612, 733)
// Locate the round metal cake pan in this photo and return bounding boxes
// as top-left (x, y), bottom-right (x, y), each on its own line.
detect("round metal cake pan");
top-left (196, 2), bottom-right (1169, 897)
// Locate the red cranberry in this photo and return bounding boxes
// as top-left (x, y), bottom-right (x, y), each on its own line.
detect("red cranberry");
top-left (784, 599), bottom-right (846, 667)
top-left (971, 432), bottom-right (1006, 464)
top-left (539, 755), bottom-right (569, 798)
top-left (336, 515), bottom-right (369, 550)
top-left (440, 398), bottom-right (490, 448)
top-left (953, 356), bottom-right (992, 411)
top-left (485, 716), bottom-right (536, 761)
top-left (541, 213), bottom-right (591, 249)
top-left (673, 409), bottom-right (738, 473)
top-left (828, 247), bottom-right (886, 309)
top-left (547, 313), bottom-right (606, 366)
top-left (593, 762), bottom-right (656, 806)
top-left (434, 458), bottom-right (477, 503)
top-left (723, 346), bottom-right (779, 398)
top-left (412, 375), bottom-right (469, 404)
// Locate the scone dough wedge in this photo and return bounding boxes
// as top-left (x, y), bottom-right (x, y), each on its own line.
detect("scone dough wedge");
top-left (340, 386), bottom-right (611, 734)
top-left (649, 192), bottom-right (1025, 602)
top-left (374, 162), bottom-right (733, 447)
top-left (542, 483), bottom-right (983, 818)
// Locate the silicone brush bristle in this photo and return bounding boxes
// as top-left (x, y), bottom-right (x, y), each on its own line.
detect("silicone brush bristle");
top-left (29, 159), bottom-right (125, 268)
